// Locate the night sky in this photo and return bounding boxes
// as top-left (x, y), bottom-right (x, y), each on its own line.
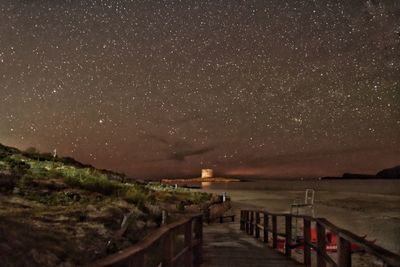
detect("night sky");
top-left (1, 0), bottom-right (399, 179)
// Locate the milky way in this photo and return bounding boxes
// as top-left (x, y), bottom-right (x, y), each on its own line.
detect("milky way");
top-left (1, 0), bottom-right (399, 179)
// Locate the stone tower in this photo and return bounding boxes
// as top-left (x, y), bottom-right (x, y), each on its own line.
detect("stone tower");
top-left (201, 169), bottom-right (213, 179)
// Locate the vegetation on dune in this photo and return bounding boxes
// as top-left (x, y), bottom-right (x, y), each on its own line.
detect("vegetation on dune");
top-left (0, 143), bottom-right (211, 267)
top-left (0, 143), bottom-right (210, 205)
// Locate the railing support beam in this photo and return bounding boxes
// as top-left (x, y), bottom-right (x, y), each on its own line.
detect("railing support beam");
top-left (245, 211), bottom-right (249, 234)
top-left (129, 253), bottom-right (144, 267)
top-left (263, 212), bottom-right (268, 243)
top-left (250, 211), bottom-right (254, 236)
top-left (162, 231), bottom-right (174, 267)
top-left (240, 211), bottom-right (244, 230)
top-left (255, 212), bottom-right (260, 238)
top-left (338, 236), bottom-right (351, 267)
top-left (194, 216), bottom-right (203, 266)
top-left (285, 215), bottom-right (292, 257)
top-left (185, 219), bottom-right (194, 267)
top-left (303, 218), bottom-right (311, 266)
top-left (316, 222), bottom-right (327, 267)
top-left (272, 215), bottom-right (277, 249)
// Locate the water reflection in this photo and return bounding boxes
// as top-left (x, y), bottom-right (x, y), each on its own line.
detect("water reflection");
top-left (201, 181), bottom-right (211, 187)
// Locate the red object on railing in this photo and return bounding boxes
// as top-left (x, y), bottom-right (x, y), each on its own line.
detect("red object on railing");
top-left (277, 228), bottom-right (376, 253)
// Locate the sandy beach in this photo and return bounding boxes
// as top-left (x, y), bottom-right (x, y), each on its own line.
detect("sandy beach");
top-left (197, 179), bottom-right (400, 256)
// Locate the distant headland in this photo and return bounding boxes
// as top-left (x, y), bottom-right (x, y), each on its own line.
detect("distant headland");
top-left (320, 165), bottom-right (400, 180)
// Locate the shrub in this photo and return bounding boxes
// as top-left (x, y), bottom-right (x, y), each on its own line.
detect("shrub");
top-left (17, 174), bottom-right (34, 188)
top-left (63, 172), bottom-right (122, 195)
top-left (188, 192), bottom-right (211, 204)
top-left (24, 147), bottom-right (39, 154)
top-left (47, 169), bottom-right (63, 179)
top-left (176, 201), bottom-right (185, 212)
top-left (123, 186), bottom-right (149, 206)
top-left (29, 167), bottom-right (50, 179)
top-left (4, 157), bottom-right (30, 175)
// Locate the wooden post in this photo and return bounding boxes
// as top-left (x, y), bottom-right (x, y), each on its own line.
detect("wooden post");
top-left (316, 222), bottom-right (327, 267)
top-left (185, 220), bottom-right (194, 267)
top-left (285, 215), bottom-right (292, 257)
top-left (255, 211), bottom-right (260, 238)
top-left (263, 212), bottom-right (268, 243)
top-left (162, 210), bottom-right (167, 225)
top-left (338, 236), bottom-right (351, 267)
top-left (250, 211), bottom-right (254, 236)
top-left (247, 211), bottom-right (250, 234)
top-left (272, 215), bottom-right (277, 249)
top-left (194, 216), bottom-right (203, 266)
top-left (240, 211), bottom-right (244, 230)
top-left (129, 253), bottom-right (144, 267)
top-left (245, 211), bottom-right (249, 234)
top-left (303, 218), bottom-right (311, 266)
top-left (162, 231), bottom-right (174, 267)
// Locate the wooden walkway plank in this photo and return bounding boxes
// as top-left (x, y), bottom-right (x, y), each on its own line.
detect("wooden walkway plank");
top-left (201, 222), bottom-right (303, 267)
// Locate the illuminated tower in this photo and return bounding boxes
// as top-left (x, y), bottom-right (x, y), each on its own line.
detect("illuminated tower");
top-left (201, 169), bottom-right (213, 179)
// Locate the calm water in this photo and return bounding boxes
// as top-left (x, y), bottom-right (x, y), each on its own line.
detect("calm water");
top-left (201, 178), bottom-right (400, 195)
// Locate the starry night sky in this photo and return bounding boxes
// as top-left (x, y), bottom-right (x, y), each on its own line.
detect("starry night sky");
top-left (1, 0), bottom-right (399, 179)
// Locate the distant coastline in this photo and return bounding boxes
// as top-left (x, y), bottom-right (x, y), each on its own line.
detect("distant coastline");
top-left (320, 165), bottom-right (400, 180)
top-left (161, 177), bottom-right (241, 184)
top-left (320, 175), bottom-right (398, 180)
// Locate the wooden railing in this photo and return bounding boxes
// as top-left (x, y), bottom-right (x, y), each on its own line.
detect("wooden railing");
top-left (240, 210), bottom-right (400, 267)
top-left (90, 214), bottom-right (203, 267)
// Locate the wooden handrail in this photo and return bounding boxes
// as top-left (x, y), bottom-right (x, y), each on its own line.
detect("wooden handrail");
top-left (240, 210), bottom-right (400, 267)
top-left (90, 214), bottom-right (203, 267)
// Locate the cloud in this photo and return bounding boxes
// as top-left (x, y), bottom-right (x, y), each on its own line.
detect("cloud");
top-left (167, 144), bottom-right (215, 162)
top-left (146, 134), bottom-right (169, 145)
top-left (146, 135), bottom-right (216, 162)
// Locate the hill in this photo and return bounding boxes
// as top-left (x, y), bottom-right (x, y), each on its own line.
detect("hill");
top-left (320, 165), bottom-right (400, 180)
top-left (376, 165), bottom-right (400, 178)
top-left (0, 143), bottom-right (211, 266)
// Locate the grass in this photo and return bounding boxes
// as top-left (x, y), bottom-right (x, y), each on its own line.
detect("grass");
top-left (0, 142), bottom-right (211, 208)
top-left (62, 171), bottom-right (122, 196)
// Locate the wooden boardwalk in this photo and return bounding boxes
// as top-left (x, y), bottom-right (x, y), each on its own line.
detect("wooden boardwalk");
top-left (91, 208), bottom-right (400, 267)
top-left (202, 221), bottom-right (303, 267)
